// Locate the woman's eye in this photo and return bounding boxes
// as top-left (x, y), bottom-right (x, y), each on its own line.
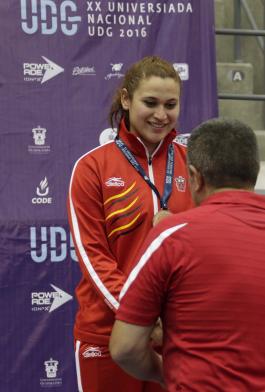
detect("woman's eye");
top-left (165, 102), bottom-right (177, 109)
top-left (144, 101), bottom-right (156, 107)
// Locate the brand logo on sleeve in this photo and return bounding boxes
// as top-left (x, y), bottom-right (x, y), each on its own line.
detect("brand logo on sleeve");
top-left (105, 177), bottom-right (125, 187)
top-left (82, 346), bottom-right (102, 358)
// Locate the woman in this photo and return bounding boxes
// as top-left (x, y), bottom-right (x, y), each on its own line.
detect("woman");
top-left (67, 56), bottom-right (193, 392)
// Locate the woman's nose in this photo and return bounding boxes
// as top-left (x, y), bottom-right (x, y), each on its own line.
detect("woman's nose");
top-left (154, 106), bottom-right (167, 120)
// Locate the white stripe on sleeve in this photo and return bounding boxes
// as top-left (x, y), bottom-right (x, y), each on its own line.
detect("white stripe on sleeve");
top-left (69, 151), bottom-right (119, 311)
top-left (119, 222), bottom-right (187, 301)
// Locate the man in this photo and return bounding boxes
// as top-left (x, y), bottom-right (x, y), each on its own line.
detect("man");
top-left (109, 118), bottom-right (265, 391)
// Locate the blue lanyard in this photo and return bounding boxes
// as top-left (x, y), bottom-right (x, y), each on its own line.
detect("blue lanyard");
top-left (115, 138), bottom-right (174, 210)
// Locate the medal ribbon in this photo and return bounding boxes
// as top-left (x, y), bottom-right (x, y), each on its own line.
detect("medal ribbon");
top-left (115, 137), bottom-right (174, 210)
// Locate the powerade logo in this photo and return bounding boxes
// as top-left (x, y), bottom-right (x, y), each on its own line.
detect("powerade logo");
top-left (30, 226), bottom-right (78, 262)
top-left (31, 284), bottom-right (73, 312)
top-left (23, 57), bottom-right (64, 83)
top-left (20, 0), bottom-right (81, 36)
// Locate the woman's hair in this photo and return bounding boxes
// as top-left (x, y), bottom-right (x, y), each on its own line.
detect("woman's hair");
top-left (109, 56), bottom-right (181, 129)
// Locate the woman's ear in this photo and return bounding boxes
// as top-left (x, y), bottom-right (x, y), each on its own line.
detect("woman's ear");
top-left (120, 88), bottom-right (130, 110)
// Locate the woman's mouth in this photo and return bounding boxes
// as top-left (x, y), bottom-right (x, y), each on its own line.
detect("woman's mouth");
top-left (148, 122), bottom-right (167, 129)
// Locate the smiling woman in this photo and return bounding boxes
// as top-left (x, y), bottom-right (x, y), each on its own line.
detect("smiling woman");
top-left (121, 76), bottom-right (180, 154)
top-left (67, 56), bottom-right (194, 392)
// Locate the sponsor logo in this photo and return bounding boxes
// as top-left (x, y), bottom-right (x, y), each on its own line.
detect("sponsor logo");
top-left (174, 133), bottom-right (190, 147)
top-left (40, 357), bottom-right (62, 388)
top-left (99, 127), bottom-right (117, 145)
top-left (21, 0), bottom-right (81, 36)
top-left (32, 177), bottom-right (52, 204)
top-left (105, 177), bottom-right (125, 187)
top-left (173, 63), bottom-right (189, 81)
top-left (37, 177), bottom-right (49, 196)
top-left (23, 56), bottom-right (64, 83)
top-left (28, 126), bottom-right (51, 154)
top-left (105, 63), bottom-right (124, 80)
top-left (82, 346), bottom-right (102, 358)
top-left (30, 226), bottom-right (78, 263)
top-left (72, 66), bottom-right (96, 76)
top-left (31, 284), bottom-right (73, 312)
top-left (175, 176), bottom-right (186, 192)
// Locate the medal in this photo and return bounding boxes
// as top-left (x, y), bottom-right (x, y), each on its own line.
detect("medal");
top-left (152, 209), bottom-right (172, 227)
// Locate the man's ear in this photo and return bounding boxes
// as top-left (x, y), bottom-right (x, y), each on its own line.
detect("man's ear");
top-left (188, 164), bottom-right (204, 192)
top-left (120, 88), bottom-right (130, 110)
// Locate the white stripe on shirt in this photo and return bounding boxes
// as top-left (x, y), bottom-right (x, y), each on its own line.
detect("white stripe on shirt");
top-left (119, 222), bottom-right (187, 301)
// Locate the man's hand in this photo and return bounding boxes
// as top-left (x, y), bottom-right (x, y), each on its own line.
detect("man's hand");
top-left (150, 319), bottom-right (163, 346)
top-left (109, 320), bottom-right (164, 386)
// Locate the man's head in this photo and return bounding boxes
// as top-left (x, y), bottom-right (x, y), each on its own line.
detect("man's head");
top-left (187, 118), bottom-right (260, 205)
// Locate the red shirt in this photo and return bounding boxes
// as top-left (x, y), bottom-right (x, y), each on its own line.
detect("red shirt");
top-left (117, 191), bottom-right (265, 391)
top-left (67, 120), bottom-right (193, 345)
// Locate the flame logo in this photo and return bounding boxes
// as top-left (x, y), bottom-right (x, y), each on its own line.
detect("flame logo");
top-left (36, 177), bottom-right (49, 196)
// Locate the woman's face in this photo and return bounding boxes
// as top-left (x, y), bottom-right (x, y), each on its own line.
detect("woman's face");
top-left (121, 76), bottom-right (180, 154)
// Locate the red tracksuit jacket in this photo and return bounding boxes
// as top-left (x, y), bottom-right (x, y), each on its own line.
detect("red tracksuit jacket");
top-left (67, 120), bottom-right (193, 345)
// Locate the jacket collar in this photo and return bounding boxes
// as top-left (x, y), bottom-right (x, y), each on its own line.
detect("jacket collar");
top-left (117, 118), bottom-right (177, 159)
top-left (202, 190), bottom-right (265, 210)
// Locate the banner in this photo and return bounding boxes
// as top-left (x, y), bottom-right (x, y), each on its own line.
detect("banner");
top-left (0, 1), bottom-right (217, 390)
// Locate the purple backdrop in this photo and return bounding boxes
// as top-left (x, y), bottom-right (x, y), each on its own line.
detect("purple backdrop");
top-left (0, 1), bottom-right (217, 390)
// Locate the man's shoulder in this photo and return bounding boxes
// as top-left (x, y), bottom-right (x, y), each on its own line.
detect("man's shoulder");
top-left (160, 204), bottom-right (213, 230)
top-left (149, 204), bottom-right (218, 247)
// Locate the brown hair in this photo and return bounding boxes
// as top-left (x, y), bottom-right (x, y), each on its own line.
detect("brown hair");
top-left (109, 56), bottom-right (182, 129)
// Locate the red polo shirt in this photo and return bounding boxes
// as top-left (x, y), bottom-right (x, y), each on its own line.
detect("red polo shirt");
top-left (117, 191), bottom-right (265, 392)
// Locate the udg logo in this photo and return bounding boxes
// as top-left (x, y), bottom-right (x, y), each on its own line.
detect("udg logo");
top-left (30, 226), bottom-right (78, 262)
top-left (40, 357), bottom-right (62, 387)
top-left (44, 358), bottom-right (59, 378)
top-left (20, 0), bottom-right (82, 36)
top-left (33, 125), bottom-right (46, 145)
top-left (28, 125), bottom-right (51, 154)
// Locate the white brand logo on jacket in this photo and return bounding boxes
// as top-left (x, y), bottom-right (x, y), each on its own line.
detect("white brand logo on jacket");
top-left (82, 347), bottom-right (102, 358)
top-left (105, 177), bottom-right (125, 187)
top-left (175, 176), bottom-right (186, 192)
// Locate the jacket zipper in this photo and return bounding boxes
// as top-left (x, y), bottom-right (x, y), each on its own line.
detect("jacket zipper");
top-left (147, 154), bottom-right (159, 215)
top-left (136, 137), bottom-right (163, 215)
